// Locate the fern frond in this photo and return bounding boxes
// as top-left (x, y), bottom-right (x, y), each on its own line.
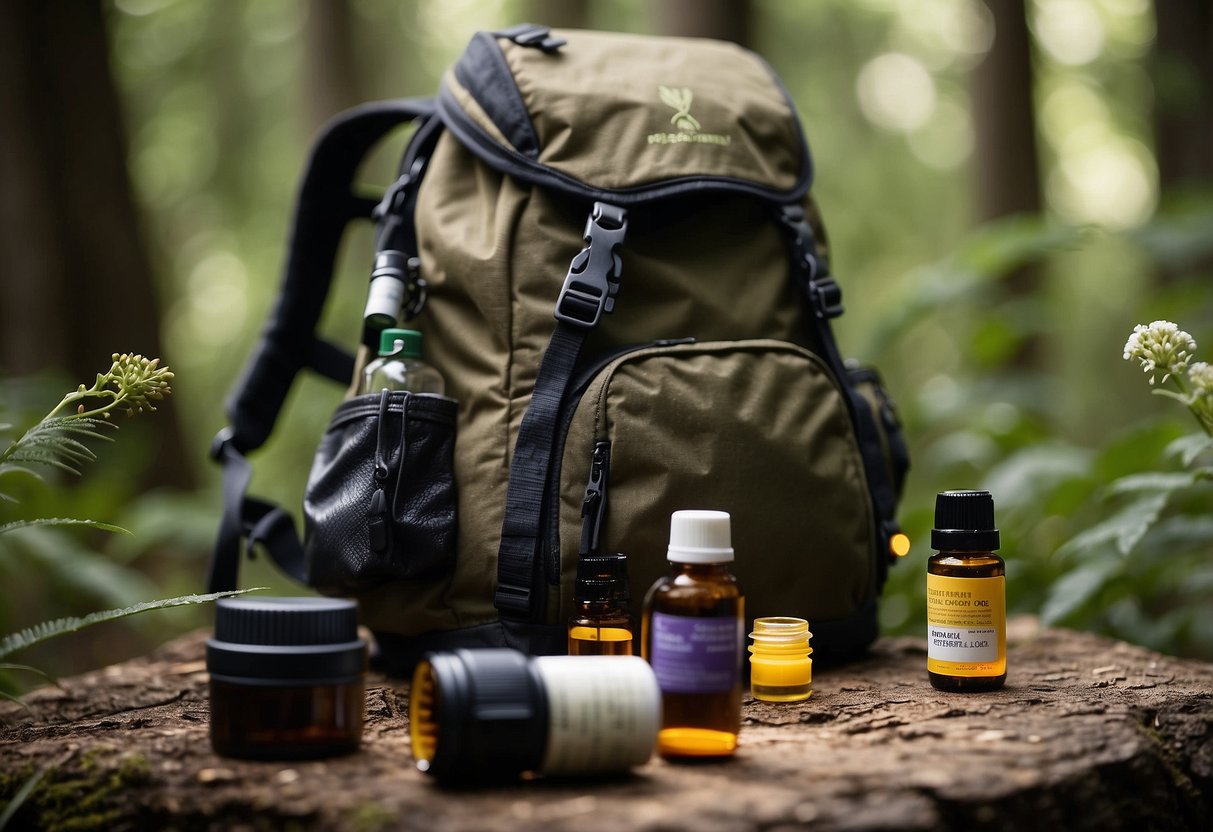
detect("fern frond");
top-left (0, 589), bottom-right (263, 660)
top-left (0, 662), bottom-right (58, 686)
top-left (0, 518), bottom-right (131, 536)
top-left (0, 417), bottom-right (117, 480)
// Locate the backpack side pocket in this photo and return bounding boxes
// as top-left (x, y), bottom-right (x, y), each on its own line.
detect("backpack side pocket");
top-left (304, 391), bottom-right (458, 593)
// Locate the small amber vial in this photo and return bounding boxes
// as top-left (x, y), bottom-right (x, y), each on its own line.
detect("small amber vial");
top-left (926, 491), bottom-right (1007, 693)
top-left (642, 510), bottom-right (744, 759)
top-left (748, 617), bottom-right (812, 702)
top-left (569, 554), bottom-right (635, 656)
top-left (207, 597), bottom-right (367, 760)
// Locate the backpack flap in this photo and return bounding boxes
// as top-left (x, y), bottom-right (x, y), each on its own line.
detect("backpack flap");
top-left (438, 26), bottom-right (812, 202)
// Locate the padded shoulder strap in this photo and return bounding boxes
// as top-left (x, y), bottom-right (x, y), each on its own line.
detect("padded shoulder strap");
top-left (208, 98), bottom-right (435, 593)
top-left (225, 98), bottom-right (435, 454)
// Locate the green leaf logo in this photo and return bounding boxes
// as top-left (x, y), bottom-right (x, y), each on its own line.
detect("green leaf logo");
top-left (658, 85), bottom-right (701, 133)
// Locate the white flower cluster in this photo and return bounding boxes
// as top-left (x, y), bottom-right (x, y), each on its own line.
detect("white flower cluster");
top-left (1190, 361), bottom-right (1213, 396)
top-left (1122, 320), bottom-right (1197, 385)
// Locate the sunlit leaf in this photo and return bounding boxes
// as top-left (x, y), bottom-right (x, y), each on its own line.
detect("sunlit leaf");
top-left (1107, 472), bottom-right (1199, 495)
top-left (1166, 433), bottom-right (1213, 467)
top-left (0, 518), bottom-right (131, 536)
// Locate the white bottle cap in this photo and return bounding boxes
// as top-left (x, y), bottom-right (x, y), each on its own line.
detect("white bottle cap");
top-left (667, 509), bottom-right (734, 563)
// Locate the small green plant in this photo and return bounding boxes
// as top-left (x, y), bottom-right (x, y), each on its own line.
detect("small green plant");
top-left (1035, 322), bottom-right (1213, 652)
top-left (0, 355), bottom-right (249, 701)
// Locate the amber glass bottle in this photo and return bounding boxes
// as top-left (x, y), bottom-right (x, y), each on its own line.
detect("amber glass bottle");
top-left (207, 597), bottom-right (367, 759)
top-left (642, 510), bottom-right (744, 759)
top-left (926, 491), bottom-right (1007, 692)
top-left (568, 554), bottom-right (634, 655)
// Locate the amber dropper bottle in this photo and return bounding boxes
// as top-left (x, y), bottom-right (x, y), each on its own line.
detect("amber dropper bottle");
top-left (642, 510), bottom-right (744, 759)
top-left (569, 554), bottom-right (634, 655)
top-left (926, 490), bottom-right (1007, 692)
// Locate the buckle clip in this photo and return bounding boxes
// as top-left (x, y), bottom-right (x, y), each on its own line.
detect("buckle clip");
top-left (209, 427), bottom-right (235, 462)
top-left (554, 202), bottom-right (628, 329)
top-left (372, 157), bottom-right (427, 222)
top-left (778, 204), bottom-right (844, 320)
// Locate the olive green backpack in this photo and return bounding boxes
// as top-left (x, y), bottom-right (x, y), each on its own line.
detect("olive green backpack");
top-left (208, 25), bottom-right (909, 670)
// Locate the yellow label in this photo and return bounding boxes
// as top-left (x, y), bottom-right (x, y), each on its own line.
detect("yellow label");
top-left (926, 574), bottom-right (1006, 677)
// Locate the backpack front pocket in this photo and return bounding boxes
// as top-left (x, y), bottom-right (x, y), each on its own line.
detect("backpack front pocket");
top-left (551, 339), bottom-right (876, 629)
top-left (304, 391), bottom-right (458, 593)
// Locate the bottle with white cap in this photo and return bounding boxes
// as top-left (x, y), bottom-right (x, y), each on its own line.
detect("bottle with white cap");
top-left (641, 509), bottom-right (745, 759)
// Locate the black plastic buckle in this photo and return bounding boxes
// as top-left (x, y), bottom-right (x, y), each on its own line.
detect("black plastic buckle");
top-left (496, 23), bottom-right (566, 52)
top-left (372, 157), bottom-right (426, 222)
top-left (778, 204), bottom-right (844, 320)
top-left (554, 202), bottom-right (628, 329)
top-left (493, 583), bottom-right (533, 618)
top-left (209, 427), bottom-right (235, 462)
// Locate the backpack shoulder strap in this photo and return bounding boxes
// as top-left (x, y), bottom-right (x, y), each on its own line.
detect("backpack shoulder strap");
top-left (207, 98), bottom-right (436, 593)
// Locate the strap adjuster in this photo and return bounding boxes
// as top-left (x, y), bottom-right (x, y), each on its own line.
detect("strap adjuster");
top-left (813, 277), bottom-right (844, 319)
top-left (554, 202), bottom-right (628, 329)
top-left (777, 204), bottom-right (844, 320)
top-left (493, 583), bottom-right (533, 617)
top-left (209, 427), bottom-right (235, 461)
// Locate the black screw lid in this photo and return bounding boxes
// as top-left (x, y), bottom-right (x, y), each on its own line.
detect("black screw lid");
top-left (207, 597), bottom-right (366, 685)
top-left (574, 554), bottom-right (631, 603)
top-left (932, 490), bottom-right (1000, 551)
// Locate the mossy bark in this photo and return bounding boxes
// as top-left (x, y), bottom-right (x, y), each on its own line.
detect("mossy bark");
top-left (2, 624), bottom-right (1211, 831)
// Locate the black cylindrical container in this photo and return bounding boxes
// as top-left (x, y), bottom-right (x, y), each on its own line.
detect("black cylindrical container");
top-left (206, 597), bottom-right (367, 760)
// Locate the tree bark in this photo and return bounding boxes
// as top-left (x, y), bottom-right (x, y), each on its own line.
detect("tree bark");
top-left (526, 0), bottom-right (589, 31)
top-left (1151, 0), bottom-right (1213, 192)
top-left (651, 0), bottom-right (752, 47)
top-left (304, 0), bottom-right (364, 132)
top-left (972, 0), bottom-right (1041, 223)
top-left (0, 0), bottom-right (191, 488)
top-left (3, 624), bottom-right (1211, 830)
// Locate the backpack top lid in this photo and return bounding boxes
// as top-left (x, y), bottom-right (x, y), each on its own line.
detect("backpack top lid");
top-left (438, 26), bottom-right (813, 205)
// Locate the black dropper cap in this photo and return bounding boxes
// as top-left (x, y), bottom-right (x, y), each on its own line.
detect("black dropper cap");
top-left (573, 554), bottom-right (631, 603)
top-left (931, 490), bottom-right (1000, 551)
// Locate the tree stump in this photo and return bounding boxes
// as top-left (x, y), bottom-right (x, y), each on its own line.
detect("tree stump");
top-left (2, 622), bottom-right (1211, 831)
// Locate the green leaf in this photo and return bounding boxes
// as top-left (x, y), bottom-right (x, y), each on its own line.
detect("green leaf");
top-left (0, 663), bottom-right (58, 685)
top-left (1040, 560), bottom-right (1119, 625)
top-left (1167, 433), bottom-right (1213, 467)
top-left (1107, 472), bottom-right (1200, 495)
top-left (1056, 493), bottom-right (1169, 560)
top-left (0, 518), bottom-right (131, 536)
top-left (0, 589), bottom-right (263, 660)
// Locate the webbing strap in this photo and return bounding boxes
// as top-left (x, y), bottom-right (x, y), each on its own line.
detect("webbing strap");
top-left (495, 203), bottom-right (627, 621)
top-left (778, 203), bottom-right (899, 590)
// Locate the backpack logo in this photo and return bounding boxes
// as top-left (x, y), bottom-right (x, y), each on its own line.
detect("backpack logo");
top-left (659, 86), bottom-right (701, 133)
top-left (647, 85), bottom-right (731, 146)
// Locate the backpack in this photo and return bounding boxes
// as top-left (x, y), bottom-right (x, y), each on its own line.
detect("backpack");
top-left (207, 24), bottom-right (909, 671)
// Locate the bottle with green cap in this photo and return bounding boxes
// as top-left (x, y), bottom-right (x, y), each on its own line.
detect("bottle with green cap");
top-left (359, 328), bottom-right (445, 396)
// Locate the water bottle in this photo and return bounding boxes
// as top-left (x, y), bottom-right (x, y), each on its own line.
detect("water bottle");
top-left (359, 328), bottom-right (445, 396)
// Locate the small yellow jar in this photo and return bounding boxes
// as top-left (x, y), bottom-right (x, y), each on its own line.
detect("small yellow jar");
top-left (748, 617), bottom-right (812, 702)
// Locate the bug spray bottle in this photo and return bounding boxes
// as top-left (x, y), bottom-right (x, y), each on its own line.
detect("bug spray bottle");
top-left (926, 490), bottom-right (1007, 692)
top-left (642, 510), bottom-right (744, 758)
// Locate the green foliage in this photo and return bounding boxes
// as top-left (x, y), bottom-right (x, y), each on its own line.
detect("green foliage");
top-left (0, 590), bottom-right (257, 662)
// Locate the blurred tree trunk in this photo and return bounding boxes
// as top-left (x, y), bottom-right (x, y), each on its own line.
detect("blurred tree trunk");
top-left (652, 0), bottom-right (752, 47)
top-left (1151, 1), bottom-right (1213, 190)
top-left (971, 0), bottom-right (1043, 367)
top-left (972, 0), bottom-right (1041, 223)
top-left (304, 0), bottom-right (364, 131)
top-left (527, 0), bottom-right (588, 30)
top-left (0, 0), bottom-right (192, 488)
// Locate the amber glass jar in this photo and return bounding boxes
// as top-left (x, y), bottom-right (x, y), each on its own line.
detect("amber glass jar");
top-left (207, 597), bottom-right (367, 760)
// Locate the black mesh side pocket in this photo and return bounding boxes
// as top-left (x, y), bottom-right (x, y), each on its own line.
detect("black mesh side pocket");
top-left (304, 391), bottom-right (457, 593)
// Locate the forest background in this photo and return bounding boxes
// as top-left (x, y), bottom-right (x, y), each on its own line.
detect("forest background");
top-left (1, 0), bottom-right (1211, 689)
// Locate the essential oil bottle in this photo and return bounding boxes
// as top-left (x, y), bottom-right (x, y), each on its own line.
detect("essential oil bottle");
top-left (568, 554), bottom-right (634, 655)
top-left (642, 510), bottom-right (744, 759)
top-left (926, 490), bottom-right (1007, 692)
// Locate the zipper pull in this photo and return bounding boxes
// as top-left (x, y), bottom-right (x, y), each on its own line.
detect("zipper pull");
top-left (494, 23), bottom-right (566, 53)
top-left (579, 440), bottom-right (611, 555)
